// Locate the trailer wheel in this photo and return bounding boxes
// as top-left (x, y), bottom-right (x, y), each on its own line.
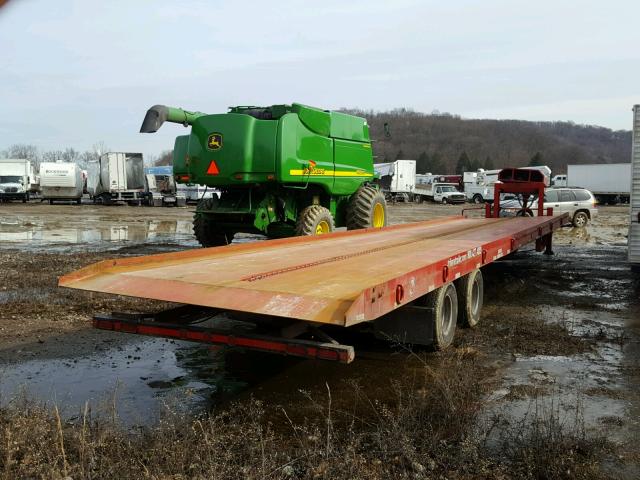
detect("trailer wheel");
top-left (572, 211), bottom-right (589, 228)
top-left (193, 197), bottom-right (232, 247)
top-left (424, 283), bottom-right (458, 350)
top-left (472, 194), bottom-right (484, 204)
top-left (347, 186), bottom-right (388, 230)
top-left (455, 269), bottom-right (483, 328)
top-left (296, 205), bottom-right (335, 236)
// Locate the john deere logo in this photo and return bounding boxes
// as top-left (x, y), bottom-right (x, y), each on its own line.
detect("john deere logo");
top-left (207, 133), bottom-right (223, 150)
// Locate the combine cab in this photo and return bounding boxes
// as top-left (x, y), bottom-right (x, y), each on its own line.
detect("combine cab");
top-left (140, 103), bottom-right (387, 246)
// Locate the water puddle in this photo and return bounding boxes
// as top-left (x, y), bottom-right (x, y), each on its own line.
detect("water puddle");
top-left (0, 336), bottom-right (276, 425)
top-left (0, 218), bottom-right (198, 251)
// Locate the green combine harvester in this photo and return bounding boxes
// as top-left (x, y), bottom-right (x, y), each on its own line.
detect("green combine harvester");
top-left (140, 103), bottom-right (387, 246)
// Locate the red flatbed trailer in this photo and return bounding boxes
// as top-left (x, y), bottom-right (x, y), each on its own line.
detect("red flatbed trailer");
top-left (59, 169), bottom-right (562, 363)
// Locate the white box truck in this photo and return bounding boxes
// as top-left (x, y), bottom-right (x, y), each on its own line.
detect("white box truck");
top-left (0, 159), bottom-right (32, 202)
top-left (629, 105), bottom-right (640, 267)
top-left (39, 162), bottom-right (83, 204)
top-left (567, 163), bottom-right (631, 205)
top-left (87, 152), bottom-right (146, 205)
top-left (374, 159), bottom-right (416, 202)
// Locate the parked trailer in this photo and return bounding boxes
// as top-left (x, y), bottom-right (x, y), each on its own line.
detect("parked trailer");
top-left (59, 169), bottom-right (565, 363)
top-left (144, 165), bottom-right (186, 207)
top-left (629, 105), bottom-right (640, 267)
top-left (374, 160), bottom-right (416, 202)
top-left (567, 163), bottom-right (631, 205)
top-left (39, 162), bottom-right (83, 204)
top-left (87, 152), bottom-right (146, 205)
top-left (0, 159), bottom-right (32, 202)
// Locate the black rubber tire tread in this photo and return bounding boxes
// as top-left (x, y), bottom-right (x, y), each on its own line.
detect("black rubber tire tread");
top-left (572, 211), bottom-right (589, 228)
top-left (193, 197), bottom-right (231, 247)
top-left (423, 283), bottom-right (458, 350)
top-left (472, 194), bottom-right (483, 204)
top-left (455, 269), bottom-right (483, 328)
top-left (295, 205), bottom-right (335, 236)
top-left (346, 186), bottom-right (388, 230)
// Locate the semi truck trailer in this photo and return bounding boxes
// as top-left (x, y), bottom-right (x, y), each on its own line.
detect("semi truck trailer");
top-left (374, 159), bottom-right (416, 202)
top-left (144, 165), bottom-right (186, 207)
top-left (629, 106), bottom-right (640, 267)
top-left (87, 152), bottom-right (146, 205)
top-left (567, 163), bottom-right (631, 205)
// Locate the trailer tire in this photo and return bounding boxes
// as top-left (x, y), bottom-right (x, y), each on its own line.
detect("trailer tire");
top-left (347, 186), bottom-right (388, 230)
top-left (296, 205), bottom-right (334, 236)
top-left (193, 197), bottom-right (232, 247)
top-left (572, 211), bottom-right (589, 228)
top-left (472, 194), bottom-right (484, 204)
top-left (455, 269), bottom-right (483, 328)
top-left (424, 283), bottom-right (458, 350)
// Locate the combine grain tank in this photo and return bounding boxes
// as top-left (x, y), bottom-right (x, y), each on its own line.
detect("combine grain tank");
top-left (87, 152), bottom-right (146, 205)
top-left (39, 162), bottom-right (83, 204)
top-left (629, 105), bottom-right (640, 267)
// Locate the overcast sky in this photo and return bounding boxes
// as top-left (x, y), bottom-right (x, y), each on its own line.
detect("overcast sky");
top-left (1, 0), bottom-right (639, 158)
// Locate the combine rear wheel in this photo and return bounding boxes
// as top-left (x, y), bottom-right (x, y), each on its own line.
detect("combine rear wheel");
top-left (347, 186), bottom-right (388, 230)
top-left (296, 205), bottom-right (334, 236)
top-left (193, 197), bottom-right (233, 247)
top-left (455, 269), bottom-right (483, 328)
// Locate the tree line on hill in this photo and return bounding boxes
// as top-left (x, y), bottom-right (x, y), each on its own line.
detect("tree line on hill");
top-left (3, 108), bottom-right (632, 174)
top-left (345, 108), bottom-right (632, 175)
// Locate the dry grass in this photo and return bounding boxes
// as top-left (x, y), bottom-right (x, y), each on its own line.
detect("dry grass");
top-left (0, 349), bottom-right (613, 480)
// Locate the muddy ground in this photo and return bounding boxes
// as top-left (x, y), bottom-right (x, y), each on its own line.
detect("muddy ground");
top-left (0, 201), bottom-right (639, 477)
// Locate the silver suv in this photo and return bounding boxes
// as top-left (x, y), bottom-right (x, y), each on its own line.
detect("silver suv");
top-left (501, 187), bottom-right (598, 227)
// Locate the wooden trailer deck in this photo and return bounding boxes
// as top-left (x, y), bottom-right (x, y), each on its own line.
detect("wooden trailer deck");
top-left (59, 214), bottom-right (565, 327)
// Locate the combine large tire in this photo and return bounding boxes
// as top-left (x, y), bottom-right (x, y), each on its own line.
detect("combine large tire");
top-left (193, 197), bottom-right (232, 247)
top-left (347, 186), bottom-right (388, 230)
top-left (296, 205), bottom-right (334, 236)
